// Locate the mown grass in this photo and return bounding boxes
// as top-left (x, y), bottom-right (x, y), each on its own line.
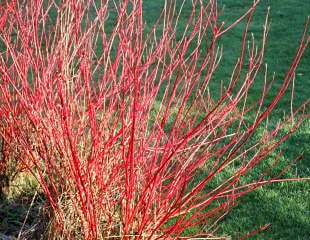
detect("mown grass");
top-left (0, 0), bottom-right (309, 239)
top-left (143, 0), bottom-right (309, 239)
top-left (196, 0), bottom-right (309, 239)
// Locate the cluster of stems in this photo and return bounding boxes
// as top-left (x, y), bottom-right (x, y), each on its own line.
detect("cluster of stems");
top-left (0, 0), bottom-right (309, 239)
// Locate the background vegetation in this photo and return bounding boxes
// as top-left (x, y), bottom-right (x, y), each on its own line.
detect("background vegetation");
top-left (140, 1), bottom-right (310, 238)
top-left (201, 0), bottom-right (310, 239)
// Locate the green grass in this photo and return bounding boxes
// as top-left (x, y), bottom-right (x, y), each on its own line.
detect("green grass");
top-left (143, 0), bottom-right (309, 239)
top-left (193, 0), bottom-right (309, 239)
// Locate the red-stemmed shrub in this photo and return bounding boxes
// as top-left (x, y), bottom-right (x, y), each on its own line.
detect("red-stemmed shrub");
top-left (0, 0), bottom-right (309, 239)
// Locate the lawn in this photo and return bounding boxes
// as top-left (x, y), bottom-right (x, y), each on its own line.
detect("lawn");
top-left (143, 1), bottom-right (310, 238)
top-left (196, 0), bottom-right (310, 239)
top-left (0, 0), bottom-right (309, 239)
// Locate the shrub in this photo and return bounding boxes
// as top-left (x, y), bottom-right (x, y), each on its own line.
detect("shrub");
top-left (0, 0), bottom-right (309, 239)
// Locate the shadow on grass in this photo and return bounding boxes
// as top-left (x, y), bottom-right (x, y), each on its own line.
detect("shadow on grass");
top-left (0, 190), bottom-right (48, 240)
